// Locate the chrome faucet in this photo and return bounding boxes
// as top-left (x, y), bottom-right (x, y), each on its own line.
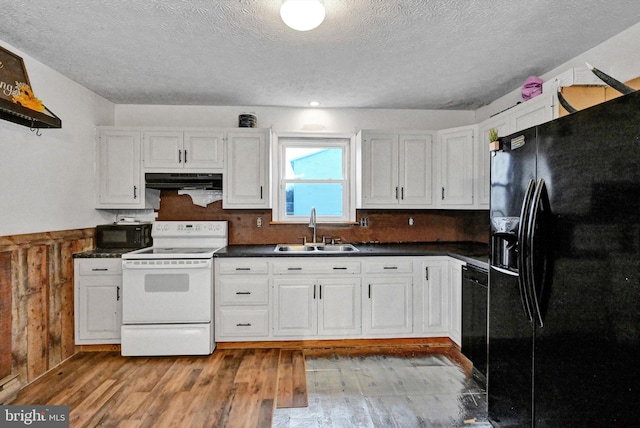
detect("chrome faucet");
top-left (309, 207), bottom-right (317, 244)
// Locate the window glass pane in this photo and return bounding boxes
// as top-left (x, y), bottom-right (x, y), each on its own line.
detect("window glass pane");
top-left (284, 147), bottom-right (343, 179)
top-left (285, 183), bottom-right (343, 216)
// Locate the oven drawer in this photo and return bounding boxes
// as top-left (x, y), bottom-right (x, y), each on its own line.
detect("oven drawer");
top-left (218, 309), bottom-right (269, 337)
top-left (121, 323), bottom-right (213, 356)
top-left (219, 277), bottom-right (269, 305)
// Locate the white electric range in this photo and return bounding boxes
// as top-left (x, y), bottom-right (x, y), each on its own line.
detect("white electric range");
top-left (121, 221), bottom-right (228, 356)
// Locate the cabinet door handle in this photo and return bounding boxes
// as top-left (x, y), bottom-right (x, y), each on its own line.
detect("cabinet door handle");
top-left (133, 186), bottom-right (138, 199)
top-left (235, 267), bottom-right (251, 271)
top-left (313, 284), bottom-right (316, 299)
top-left (260, 186), bottom-right (263, 199)
top-left (425, 267), bottom-right (429, 280)
top-left (401, 187), bottom-right (404, 200)
top-left (236, 323), bottom-right (252, 327)
top-left (288, 267), bottom-right (302, 271)
top-left (368, 284), bottom-right (371, 299)
top-left (178, 150), bottom-right (182, 163)
top-left (395, 187), bottom-right (399, 200)
top-left (442, 187), bottom-right (445, 200)
top-left (383, 266), bottom-right (398, 270)
top-left (332, 267), bottom-right (347, 270)
top-left (92, 268), bottom-right (109, 271)
top-left (235, 291), bottom-right (251, 295)
top-left (184, 150), bottom-right (187, 163)
top-left (116, 286), bottom-right (120, 301)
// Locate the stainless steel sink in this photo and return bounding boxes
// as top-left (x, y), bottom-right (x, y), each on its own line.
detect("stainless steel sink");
top-left (316, 244), bottom-right (358, 252)
top-left (274, 244), bottom-right (315, 252)
top-left (274, 243), bottom-right (358, 253)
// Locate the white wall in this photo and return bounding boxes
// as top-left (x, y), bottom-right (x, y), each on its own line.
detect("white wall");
top-left (114, 104), bottom-right (475, 133)
top-left (0, 40), bottom-right (116, 236)
top-left (476, 22), bottom-right (640, 122)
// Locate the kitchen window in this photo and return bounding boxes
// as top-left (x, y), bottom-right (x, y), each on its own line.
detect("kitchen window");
top-left (274, 134), bottom-right (355, 223)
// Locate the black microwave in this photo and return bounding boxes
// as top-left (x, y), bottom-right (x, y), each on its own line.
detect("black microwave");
top-left (96, 223), bottom-right (153, 249)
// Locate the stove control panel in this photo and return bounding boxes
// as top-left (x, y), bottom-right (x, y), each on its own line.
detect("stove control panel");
top-left (152, 221), bottom-right (227, 237)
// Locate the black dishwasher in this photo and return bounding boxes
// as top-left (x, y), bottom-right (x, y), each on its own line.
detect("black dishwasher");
top-left (462, 264), bottom-right (488, 381)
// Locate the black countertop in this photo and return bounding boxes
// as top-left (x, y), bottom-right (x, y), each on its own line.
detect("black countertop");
top-left (214, 242), bottom-right (489, 269)
top-left (74, 242), bottom-right (490, 269)
top-left (73, 248), bottom-right (134, 258)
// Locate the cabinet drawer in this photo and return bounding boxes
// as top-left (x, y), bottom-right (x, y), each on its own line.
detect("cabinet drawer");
top-left (219, 277), bottom-right (269, 305)
top-left (219, 309), bottom-right (269, 337)
top-left (363, 260), bottom-right (413, 274)
top-left (77, 259), bottom-right (122, 275)
top-left (217, 260), bottom-right (269, 275)
top-left (272, 260), bottom-right (360, 275)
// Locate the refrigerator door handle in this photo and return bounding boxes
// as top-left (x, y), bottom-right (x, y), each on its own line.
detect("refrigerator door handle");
top-left (527, 178), bottom-right (551, 328)
top-left (517, 179), bottom-right (537, 322)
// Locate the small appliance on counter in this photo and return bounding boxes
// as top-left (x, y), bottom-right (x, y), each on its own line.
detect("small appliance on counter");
top-left (96, 222), bottom-right (153, 250)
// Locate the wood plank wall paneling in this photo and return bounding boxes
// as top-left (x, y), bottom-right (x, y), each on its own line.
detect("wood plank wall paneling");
top-left (156, 193), bottom-right (490, 245)
top-left (0, 252), bottom-right (11, 379)
top-left (0, 228), bottom-right (94, 398)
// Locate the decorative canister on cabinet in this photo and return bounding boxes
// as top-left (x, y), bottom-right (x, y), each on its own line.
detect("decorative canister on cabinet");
top-left (238, 113), bottom-right (257, 128)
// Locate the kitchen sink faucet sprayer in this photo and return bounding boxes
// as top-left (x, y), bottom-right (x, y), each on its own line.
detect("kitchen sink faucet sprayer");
top-left (309, 207), bottom-right (317, 244)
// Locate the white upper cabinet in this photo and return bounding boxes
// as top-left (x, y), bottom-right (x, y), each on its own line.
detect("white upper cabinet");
top-left (96, 128), bottom-right (145, 208)
top-left (360, 131), bottom-right (435, 208)
top-left (400, 134), bottom-right (434, 206)
top-left (183, 131), bottom-right (224, 170)
top-left (510, 94), bottom-right (556, 133)
top-left (143, 129), bottom-right (224, 171)
top-left (475, 93), bottom-right (557, 208)
top-left (477, 116), bottom-right (510, 207)
top-left (223, 129), bottom-right (270, 209)
top-left (437, 126), bottom-right (475, 207)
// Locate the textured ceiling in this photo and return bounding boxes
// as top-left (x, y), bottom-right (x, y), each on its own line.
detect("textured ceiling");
top-left (1, 0), bottom-right (639, 109)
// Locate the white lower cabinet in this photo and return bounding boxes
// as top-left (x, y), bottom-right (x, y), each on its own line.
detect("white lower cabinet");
top-left (420, 258), bottom-right (449, 335)
top-left (273, 277), bottom-right (362, 337)
top-left (448, 259), bottom-right (464, 346)
top-left (363, 276), bottom-right (413, 335)
top-left (318, 278), bottom-right (362, 336)
top-left (215, 259), bottom-right (270, 341)
top-left (74, 258), bottom-right (123, 344)
top-left (272, 260), bottom-right (362, 338)
top-left (273, 278), bottom-right (317, 337)
top-left (214, 256), bottom-right (467, 344)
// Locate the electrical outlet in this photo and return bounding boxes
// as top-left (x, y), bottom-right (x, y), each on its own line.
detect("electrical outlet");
top-left (408, 217), bottom-right (414, 226)
top-left (359, 217), bottom-right (369, 227)
top-left (257, 217), bottom-right (262, 228)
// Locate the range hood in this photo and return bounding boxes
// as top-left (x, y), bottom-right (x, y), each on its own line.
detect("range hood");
top-left (145, 173), bottom-right (223, 190)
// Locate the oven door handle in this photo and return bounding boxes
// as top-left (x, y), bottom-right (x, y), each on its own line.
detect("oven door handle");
top-left (122, 260), bottom-right (212, 269)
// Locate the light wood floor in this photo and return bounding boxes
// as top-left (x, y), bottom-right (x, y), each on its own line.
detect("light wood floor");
top-left (12, 348), bottom-right (306, 428)
top-left (11, 339), bottom-right (461, 427)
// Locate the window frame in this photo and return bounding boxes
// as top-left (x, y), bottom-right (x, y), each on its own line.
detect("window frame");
top-left (273, 132), bottom-right (356, 224)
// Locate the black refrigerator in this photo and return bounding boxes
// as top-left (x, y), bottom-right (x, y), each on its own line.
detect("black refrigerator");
top-left (488, 90), bottom-right (640, 427)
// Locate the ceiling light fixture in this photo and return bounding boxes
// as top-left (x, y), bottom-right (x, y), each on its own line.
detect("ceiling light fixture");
top-left (309, 101), bottom-right (320, 107)
top-left (280, 0), bottom-right (325, 32)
